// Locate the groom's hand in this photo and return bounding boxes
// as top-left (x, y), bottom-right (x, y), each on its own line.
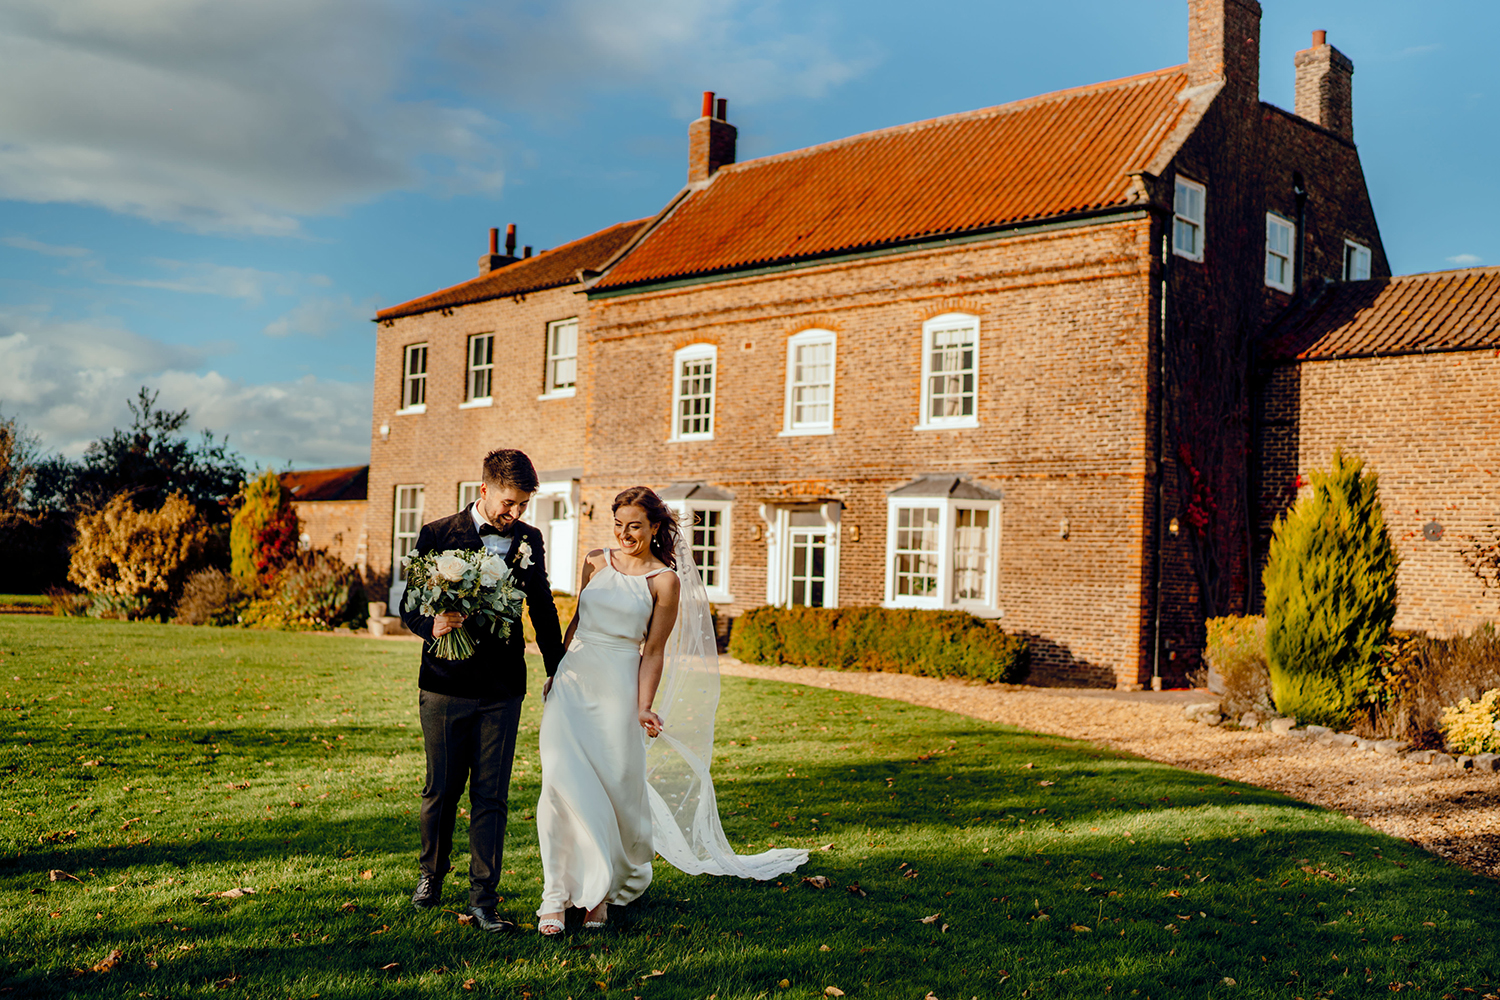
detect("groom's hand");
top-left (432, 612), bottom-right (466, 638)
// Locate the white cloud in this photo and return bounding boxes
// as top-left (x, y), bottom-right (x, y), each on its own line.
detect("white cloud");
top-left (0, 310), bottom-right (369, 468)
top-left (0, 0), bottom-right (874, 234)
top-left (2, 235), bottom-right (91, 257)
top-left (263, 294), bottom-right (378, 338)
top-left (99, 259), bottom-right (299, 304)
top-left (1447, 253), bottom-right (1483, 266)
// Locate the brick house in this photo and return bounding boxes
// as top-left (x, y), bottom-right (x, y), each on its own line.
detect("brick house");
top-left (369, 0), bottom-right (1390, 687)
top-left (1257, 268), bottom-right (1500, 635)
top-left (279, 465), bottom-right (370, 574)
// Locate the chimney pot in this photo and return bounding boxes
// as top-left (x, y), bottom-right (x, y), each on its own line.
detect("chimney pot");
top-left (715, 97), bottom-right (727, 121)
top-left (1294, 31), bottom-right (1355, 141)
top-left (504, 223), bottom-right (517, 256)
top-left (700, 91), bottom-right (715, 118)
top-left (1312, 29), bottom-right (1326, 46)
top-left (488, 227), bottom-right (498, 254)
top-left (523, 246), bottom-right (532, 258)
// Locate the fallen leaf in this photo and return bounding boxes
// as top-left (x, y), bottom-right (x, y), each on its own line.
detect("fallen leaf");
top-left (91, 949), bottom-right (123, 973)
top-left (462, 979), bottom-right (476, 991)
top-left (49, 870), bottom-right (82, 883)
top-left (1392, 935), bottom-right (1405, 942)
top-left (215, 887), bottom-right (255, 899)
top-left (360, 870), bottom-right (373, 880)
top-left (340, 901), bottom-right (356, 912)
top-left (1422, 922), bottom-right (1436, 927)
top-left (1023, 763), bottom-right (1035, 769)
top-left (919, 913), bottom-right (941, 924)
top-left (1039, 780), bottom-right (1055, 787)
top-left (82, 760), bottom-right (101, 767)
top-left (846, 882), bottom-right (867, 897)
top-left (214, 973), bottom-right (242, 988)
top-left (1222, 977), bottom-right (1237, 986)
top-left (803, 876), bottom-right (833, 889)
top-left (457, 913), bottom-right (474, 926)
top-left (818, 843), bottom-right (834, 851)
top-left (940, 923), bottom-right (950, 933)
top-left (819, 944), bottom-right (831, 952)
top-left (825, 989), bottom-right (845, 997)
top-left (379, 962), bottom-right (399, 971)
top-left (641, 969), bottom-right (666, 979)
top-left (778, 980), bottom-right (790, 989)
top-left (1071, 924), bottom-right (1092, 933)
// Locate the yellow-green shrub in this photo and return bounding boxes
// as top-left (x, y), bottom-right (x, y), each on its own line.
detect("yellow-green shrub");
top-left (728, 606), bottom-right (1029, 684)
top-left (1202, 615), bottom-right (1272, 717)
top-left (1439, 688), bottom-right (1500, 755)
top-left (67, 491), bottom-right (210, 617)
top-left (230, 470), bottom-right (299, 589)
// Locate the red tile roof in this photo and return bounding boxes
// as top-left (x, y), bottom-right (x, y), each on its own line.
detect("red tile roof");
top-left (594, 67), bottom-right (1193, 290)
top-left (1264, 268), bottom-right (1500, 362)
top-left (281, 465), bottom-right (368, 502)
top-left (378, 219), bottom-right (648, 321)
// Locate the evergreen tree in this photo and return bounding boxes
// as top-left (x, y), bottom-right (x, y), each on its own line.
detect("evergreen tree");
top-left (1262, 448), bottom-right (1400, 727)
top-left (231, 470), bottom-right (299, 590)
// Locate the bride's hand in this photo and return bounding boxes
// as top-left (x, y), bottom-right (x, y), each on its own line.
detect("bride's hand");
top-left (639, 709), bottom-right (664, 738)
top-left (542, 677), bottom-right (553, 699)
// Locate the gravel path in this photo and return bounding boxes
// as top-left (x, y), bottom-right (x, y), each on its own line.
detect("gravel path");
top-left (719, 657), bottom-right (1500, 882)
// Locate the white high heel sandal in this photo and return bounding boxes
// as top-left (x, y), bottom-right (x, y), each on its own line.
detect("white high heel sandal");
top-left (583, 902), bottom-right (607, 929)
top-left (538, 915), bottom-right (565, 936)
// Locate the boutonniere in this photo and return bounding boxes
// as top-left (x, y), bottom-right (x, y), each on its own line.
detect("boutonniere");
top-left (516, 540), bottom-right (534, 570)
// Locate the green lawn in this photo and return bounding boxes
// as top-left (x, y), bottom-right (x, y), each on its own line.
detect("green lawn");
top-left (1, 618), bottom-right (1496, 999)
top-left (0, 595), bottom-right (48, 607)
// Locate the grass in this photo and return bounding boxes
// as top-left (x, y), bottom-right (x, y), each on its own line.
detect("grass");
top-left (0, 595), bottom-right (48, 607)
top-left (0, 618), bottom-right (1496, 999)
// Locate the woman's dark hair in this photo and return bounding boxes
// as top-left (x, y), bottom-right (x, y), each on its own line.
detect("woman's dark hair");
top-left (612, 487), bottom-right (680, 568)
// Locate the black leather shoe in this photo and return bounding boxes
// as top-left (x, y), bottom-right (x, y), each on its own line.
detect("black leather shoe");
top-left (467, 906), bottom-right (517, 934)
top-left (411, 873), bottom-right (443, 910)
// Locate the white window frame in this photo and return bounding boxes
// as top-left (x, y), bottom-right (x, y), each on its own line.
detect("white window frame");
top-left (917, 313), bottom-right (980, 430)
top-left (525, 479), bottom-right (581, 594)
top-left (390, 483), bottom-right (425, 611)
top-left (1173, 177), bottom-right (1206, 263)
top-left (667, 499), bottom-right (733, 604)
top-left (883, 496), bottom-right (1002, 616)
top-left (398, 343), bottom-right (428, 414)
top-left (458, 481), bottom-right (482, 511)
top-left (540, 317), bottom-right (579, 400)
top-left (780, 329), bottom-right (836, 436)
top-left (461, 334), bottom-right (494, 408)
top-left (1265, 214), bottom-right (1296, 293)
top-left (760, 502), bottom-right (840, 609)
top-left (670, 343), bottom-right (717, 442)
top-left (1343, 240), bottom-right (1372, 281)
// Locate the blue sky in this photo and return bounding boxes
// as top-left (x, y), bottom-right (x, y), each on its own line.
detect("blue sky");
top-left (1, 0), bottom-right (1494, 470)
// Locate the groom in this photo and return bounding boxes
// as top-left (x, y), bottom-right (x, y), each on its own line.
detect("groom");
top-left (400, 448), bottom-right (565, 932)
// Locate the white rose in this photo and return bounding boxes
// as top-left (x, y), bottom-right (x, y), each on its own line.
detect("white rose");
top-left (434, 553), bottom-right (469, 583)
top-left (479, 553), bottom-right (506, 587)
top-left (516, 541), bottom-right (534, 570)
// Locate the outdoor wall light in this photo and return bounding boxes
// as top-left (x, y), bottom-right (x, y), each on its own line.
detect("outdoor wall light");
top-left (749, 525), bottom-right (762, 541)
top-left (1168, 516), bottom-right (1180, 536)
top-left (848, 524), bottom-right (861, 541)
top-left (1058, 517), bottom-right (1070, 540)
top-left (379, 423), bottom-right (390, 441)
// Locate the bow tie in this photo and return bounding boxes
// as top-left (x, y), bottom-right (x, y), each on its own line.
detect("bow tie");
top-left (478, 524), bottom-right (510, 538)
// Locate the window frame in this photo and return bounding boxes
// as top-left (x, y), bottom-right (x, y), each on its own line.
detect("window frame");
top-left (392, 483), bottom-right (426, 606)
top-left (670, 343), bottom-right (718, 442)
top-left (461, 333), bottom-right (495, 408)
top-left (398, 343), bottom-right (428, 414)
top-left (541, 317), bottom-right (579, 400)
top-left (1343, 240), bottom-right (1372, 281)
top-left (780, 329), bottom-right (836, 436)
top-left (917, 313), bottom-right (980, 431)
top-left (457, 481), bottom-right (482, 511)
top-left (1265, 213), bottom-right (1296, 293)
top-left (883, 495), bottom-right (1002, 615)
top-left (1172, 176), bottom-right (1206, 263)
top-left (667, 499), bottom-right (733, 603)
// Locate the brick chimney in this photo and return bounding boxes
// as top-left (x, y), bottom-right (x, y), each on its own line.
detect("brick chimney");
top-left (688, 90), bottom-right (736, 184)
top-left (1294, 30), bottom-right (1355, 142)
top-left (1187, 0), bottom-right (1261, 103)
top-left (478, 223), bottom-right (520, 275)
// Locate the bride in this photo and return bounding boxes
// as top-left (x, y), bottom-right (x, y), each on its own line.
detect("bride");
top-left (534, 486), bottom-right (807, 935)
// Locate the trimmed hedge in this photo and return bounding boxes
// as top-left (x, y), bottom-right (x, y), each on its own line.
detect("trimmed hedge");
top-left (728, 605), bottom-right (1029, 684)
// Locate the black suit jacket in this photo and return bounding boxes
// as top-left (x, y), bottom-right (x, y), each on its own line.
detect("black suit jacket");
top-left (399, 506), bottom-right (566, 699)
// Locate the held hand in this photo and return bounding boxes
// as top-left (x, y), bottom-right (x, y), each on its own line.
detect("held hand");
top-left (542, 677), bottom-right (553, 700)
top-left (431, 611), bottom-right (466, 638)
top-left (639, 709), bottom-right (664, 739)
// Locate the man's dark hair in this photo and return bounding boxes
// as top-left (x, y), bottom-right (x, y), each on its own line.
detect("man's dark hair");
top-left (481, 449), bottom-right (539, 493)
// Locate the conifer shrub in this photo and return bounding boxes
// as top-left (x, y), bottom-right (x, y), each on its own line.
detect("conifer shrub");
top-left (727, 606), bottom-right (1029, 684)
top-left (1439, 688), bottom-right (1500, 755)
top-left (230, 471), bottom-right (299, 590)
top-left (1262, 449), bottom-right (1399, 728)
top-left (67, 491), bottom-right (211, 619)
top-left (1202, 615), bottom-right (1273, 717)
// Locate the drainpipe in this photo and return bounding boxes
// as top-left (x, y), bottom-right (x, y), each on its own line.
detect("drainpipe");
top-left (1293, 172), bottom-right (1308, 295)
top-left (1151, 229), bottom-right (1170, 691)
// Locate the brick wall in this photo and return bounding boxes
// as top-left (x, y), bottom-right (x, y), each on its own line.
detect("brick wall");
top-left (1258, 352), bottom-right (1500, 634)
top-left (294, 499), bottom-right (369, 574)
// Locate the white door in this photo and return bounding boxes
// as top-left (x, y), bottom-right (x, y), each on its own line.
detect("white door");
top-left (787, 524), bottom-right (830, 607)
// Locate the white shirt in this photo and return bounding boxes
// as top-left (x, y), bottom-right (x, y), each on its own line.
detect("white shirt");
top-left (470, 503), bottom-right (515, 560)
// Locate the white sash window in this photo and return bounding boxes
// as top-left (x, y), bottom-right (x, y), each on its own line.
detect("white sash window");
top-left (884, 476), bottom-right (1002, 615)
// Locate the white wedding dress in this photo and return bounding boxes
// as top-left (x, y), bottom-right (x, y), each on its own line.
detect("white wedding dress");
top-left (535, 546), bottom-right (806, 918)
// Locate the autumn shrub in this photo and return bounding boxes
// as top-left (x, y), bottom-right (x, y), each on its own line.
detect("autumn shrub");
top-left (67, 491), bottom-right (211, 619)
top-left (230, 470), bottom-right (299, 590)
top-left (44, 587), bottom-right (90, 617)
top-left (1262, 449), bottom-right (1399, 727)
top-left (728, 605), bottom-right (1029, 684)
top-left (173, 568), bottom-right (247, 626)
top-left (1439, 688), bottom-right (1500, 755)
top-left (1363, 625), bottom-right (1500, 744)
top-left (235, 549), bottom-right (364, 631)
top-left (1202, 615), bottom-right (1272, 717)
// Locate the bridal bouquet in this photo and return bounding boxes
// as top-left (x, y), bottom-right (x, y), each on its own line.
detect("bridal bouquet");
top-left (401, 548), bottom-right (524, 660)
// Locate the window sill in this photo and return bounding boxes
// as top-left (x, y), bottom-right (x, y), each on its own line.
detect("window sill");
top-left (958, 603), bottom-right (1004, 619)
top-left (705, 589), bottom-right (734, 605)
top-left (913, 418), bottom-right (979, 431)
top-left (1264, 280), bottom-right (1294, 294)
top-left (1172, 247), bottom-right (1204, 263)
top-left (459, 398), bottom-right (493, 410)
top-left (537, 388), bottom-right (577, 401)
top-left (669, 434), bottom-right (715, 443)
top-left (395, 405), bottom-right (427, 416)
top-left (778, 427), bottom-right (833, 437)
top-left (884, 597), bottom-right (943, 610)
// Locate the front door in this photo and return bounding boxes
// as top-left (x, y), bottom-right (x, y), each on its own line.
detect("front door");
top-left (786, 512), bottom-right (829, 607)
